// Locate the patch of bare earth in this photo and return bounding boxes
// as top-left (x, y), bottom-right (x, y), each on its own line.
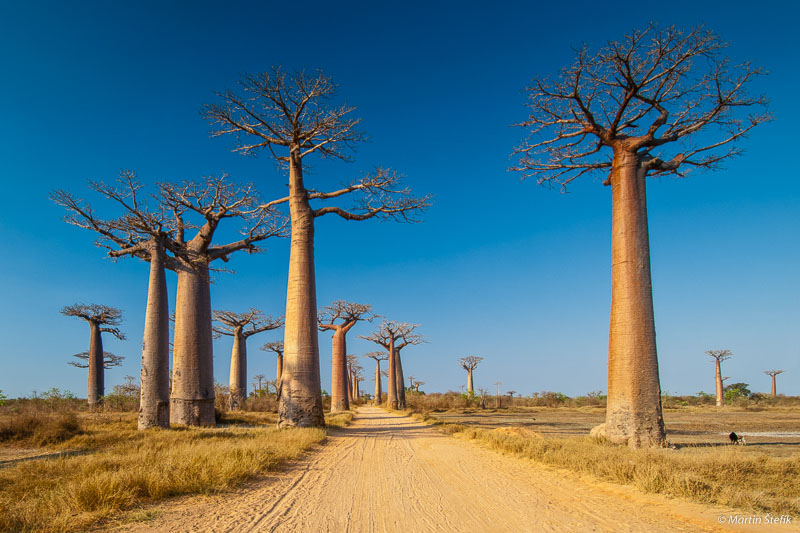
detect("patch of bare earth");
top-left (115, 407), bottom-right (786, 532)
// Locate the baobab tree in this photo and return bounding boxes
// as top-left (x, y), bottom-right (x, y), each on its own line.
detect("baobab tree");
top-left (705, 349), bottom-right (733, 407)
top-left (204, 67), bottom-right (431, 427)
top-left (318, 301), bottom-right (376, 413)
top-left (261, 341), bottom-right (285, 385)
top-left (512, 25), bottom-right (769, 447)
top-left (252, 374), bottom-right (266, 395)
top-left (412, 381), bottom-right (424, 393)
top-left (345, 354), bottom-right (360, 405)
top-left (495, 381), bottom-right (503, 408)
top-left (61, 304), bottom-right (126, 408)
top-left (764, 370), bottom-right (784, 397)
top-left (52, 174), bottom-right (176, 429)
top-left (214, 309), bottom-right (283, 409)
top-left (366, 352), bottom-right (389, 405)
top-left (459, 356), bottom-right (483, 395)
top-left (362, 321), bottom-right (423, 409)
top-left (160, 177), bottom-right (286, 426)
top-left (508, 390), bottom-right (517, 406)
top-left (53, 173), bottom-right (286, 427)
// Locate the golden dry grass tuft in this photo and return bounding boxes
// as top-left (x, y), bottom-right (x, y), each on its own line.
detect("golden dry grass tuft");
top-left (0, 413), bottom-right (325, 533)
top-left (0, 412), bottom-right (82, 446)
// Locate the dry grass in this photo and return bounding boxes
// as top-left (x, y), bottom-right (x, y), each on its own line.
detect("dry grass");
top-left (0, 413), bottom-right (82, 446)
top-left (0, 412), bottom-right (326, 533)
top-left (409, 407), bottom-right (800, 515)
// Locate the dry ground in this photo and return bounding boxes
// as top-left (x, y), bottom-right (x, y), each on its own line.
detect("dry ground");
top-left (115, 407), bottom-right (793, 532)
top-left (433, 406), bottom-right (800, 455)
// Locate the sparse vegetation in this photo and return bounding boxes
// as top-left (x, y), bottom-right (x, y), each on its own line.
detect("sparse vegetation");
top-left (403, 402), bottom-right (800, 516)
top-left (0, 411), bottom-right (327, 533)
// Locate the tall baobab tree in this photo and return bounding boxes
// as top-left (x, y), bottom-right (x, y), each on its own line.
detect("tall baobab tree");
top-left (362, 321), bottom-right (423, 409)
top-left (318, 301), bottom-right (376, 413)
top-left (52, 174), bottom-right (176, 429)
top-left (459, 356), bottom-right (483, 395)
top-left (705, 349), bottom-right (733, 407)
top-left (261, 341), bottom-right (285, 385)
top-left (407, 376), bottom-right (416, 390)
top-left (512, 25), bottom-right (769, 448)
top-left (495, 381), bottom-right (502, 408)
top-left (764, 370), bottom-right (784, 397)
top-left (61, 304), bottom-right (126, 407)
top-left (53, 173), bottom-right (286, 427)
top-left (214, 309), bottom-right (283, 409)
top-left (345, 354), bottom-right (360, 404)
top-left (161, 176), bottom-right (286, 426)
top-left (366, 352), bottom-right (389, 405)
top-left (204, 68), bottom-right (431, 427)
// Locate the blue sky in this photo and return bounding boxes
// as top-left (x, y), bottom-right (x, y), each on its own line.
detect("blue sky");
top-left (1, 0), bottom-right (798, 399)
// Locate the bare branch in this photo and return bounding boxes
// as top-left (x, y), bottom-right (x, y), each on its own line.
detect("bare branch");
top-left (213, 309), bottom-right (284, 338)
top-left (68, 351), bottom-right (125, 369)
top-left (512, 24), bottom-right (771, 188)
top-left (459, 356), bottom-right (483, 371)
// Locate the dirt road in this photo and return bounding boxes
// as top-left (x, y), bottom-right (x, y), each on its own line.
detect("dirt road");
top-left (123, 407), bottom-right (785, 532)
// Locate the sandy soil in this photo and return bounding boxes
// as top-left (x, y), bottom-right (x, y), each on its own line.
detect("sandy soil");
top-left (119, 407), bottom-right (794, 532)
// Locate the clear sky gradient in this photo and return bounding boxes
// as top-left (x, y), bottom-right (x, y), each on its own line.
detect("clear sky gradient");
top-left (1, 1), bottom-right (797, 399)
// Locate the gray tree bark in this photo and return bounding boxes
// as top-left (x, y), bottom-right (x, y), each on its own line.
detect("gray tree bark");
top-left (138, 239), bottom-right (170, 429)
top-left (171, 261), bottom-right (215, 426)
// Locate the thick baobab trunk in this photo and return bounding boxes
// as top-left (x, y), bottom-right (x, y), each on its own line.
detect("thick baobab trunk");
top-left (279, 155), bottom-right (325, 428)
top-left (229, 329), bottom-right (247, 410)
top-left (771, 375), bottom-right (777, 397)
top-left (467, 369), bottom-right (474, 394)
top-left (591, 151), bottom-right (666, 448)
top-left (276, 353), bottom-right (283, 382)
top-left (395, 349), bottom-right (406, 409)
top-left (374, 361), bottom-right (382, 405)
top-left (330, 329), bottom-right (349, 413)
top-left (87, 322), bottom-right (104, 408)
top-left (387, 340), bottom-right (397, 409)
top-left (715, 359), bottom-right (724, 407)
top-left (171, 262), bottom-right (215, 426)
top-left (138, 241), bottom-right (170, 429)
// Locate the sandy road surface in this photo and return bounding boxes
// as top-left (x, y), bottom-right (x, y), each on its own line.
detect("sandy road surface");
top-left (122, 407), bottom-right (791, 532)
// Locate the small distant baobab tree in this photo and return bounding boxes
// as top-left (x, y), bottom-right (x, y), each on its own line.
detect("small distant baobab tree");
top-left (261, 341), bottom-right (285, 386)
top-left (512, 25), bottom-right (769, 447)
top-left (494, 381), bottom-right (502, 408)
top-left (412, 381), bottom-right (424, 393)
top-left (366, 352), bottom-right (389, 405)
top-left (214, 309), bottom-right (284, 409)
top-left (62, 304), bottom-right (126, 408)
top-left (459, 356), bottom-right (483, 395)
top-left (508, 390), bottom-right (517, 406)
top-left (204, 68), bottom-right (431, 427)
top-left (764, 370), bottom-right (784, 397)
top-left (252, 374), bottom-right (266, 395)
top-left (705, 349), bottom-right (733, 407)
top-left (362, 321), bottom-right (423, 409)
top-left (318, 301), bottom-right (376, 413)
